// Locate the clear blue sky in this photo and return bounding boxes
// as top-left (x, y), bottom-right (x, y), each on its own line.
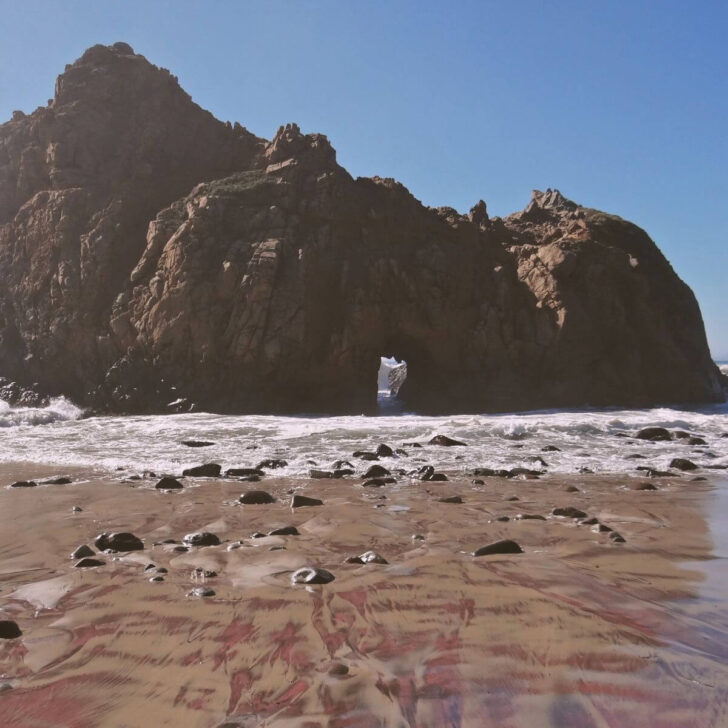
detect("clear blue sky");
top-left (1, 1), bottom-right (726, 359)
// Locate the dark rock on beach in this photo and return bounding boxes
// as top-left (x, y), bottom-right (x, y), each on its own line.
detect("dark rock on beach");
top-left (362, 477), bottom-right (396, 487)
top-left (155, 476), bottom-right (183, 490)
top-left (552, 507), bottom-right (587, 519)
top-left (309, 469), bottom-right (334, 479)
top-left (40, 476), bottom-right (72, 485)
top-left (182, 532), bottom-right (220, 547)
top-left (182, 464), bottom-right (221, 477)
top-left (94, 532), bottom-right (144, 552)
top-left (188, 587), bottom-right (216, 598)
top-left (439, 495), bottom-right (463, 503)
top-left (631, 481), bottom-right (658, 490)
top-left (182, 440), bottom-right (215, 448)
top-left (268, 526), bottom-right (299, 536)
top-left (428, 473), bottom-right (449, 481)
top-left (291, 494), bottom-right (323, 508)
top-left (10, 481), bottom-right (37, 488)
top-left (71, 545), bottom-right (95, 559)
top-left (75, 557), bottom-right (105, 568)
top-left (291, 567), bottom-right (335, 584)
top-left (473, 540), bottom-right (523, 557)
top-left (239, 490), bottom-right (275, 504)
top-left (0, 620), bottom-right (22, 639)
top-left (376, 444), bottom-right (394, 457)
top-left (346, 550), bottom-right (388, 564)
top-left (363, 464), bottom-right (390, 479)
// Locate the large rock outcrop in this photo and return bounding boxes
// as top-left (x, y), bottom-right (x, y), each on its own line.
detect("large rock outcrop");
top-left (0, 44), bottom-right (723, 413)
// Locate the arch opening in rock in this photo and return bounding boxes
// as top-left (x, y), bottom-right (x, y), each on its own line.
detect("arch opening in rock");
top-left (376, 356), bottom-right (408, 414)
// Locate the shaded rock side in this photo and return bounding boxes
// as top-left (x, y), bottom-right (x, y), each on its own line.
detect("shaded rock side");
top-left (0, 45), bottom-right (723, 414)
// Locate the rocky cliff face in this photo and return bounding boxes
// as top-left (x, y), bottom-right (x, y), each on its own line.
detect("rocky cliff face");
top-left (0, 44), bottom-right (723, 413)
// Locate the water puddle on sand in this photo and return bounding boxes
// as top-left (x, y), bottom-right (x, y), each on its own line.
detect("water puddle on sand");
top-left (0, 468), bottom-right (727, 726)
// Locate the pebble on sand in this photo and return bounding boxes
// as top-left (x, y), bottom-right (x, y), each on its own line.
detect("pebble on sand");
top-left (472, 540), bottom-right (524, 557)
top-left (291, 567), bottom-right (335, 584)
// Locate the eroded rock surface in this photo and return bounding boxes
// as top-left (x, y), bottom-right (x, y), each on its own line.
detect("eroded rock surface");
top-left (0, 44), bottom-right (723, 414)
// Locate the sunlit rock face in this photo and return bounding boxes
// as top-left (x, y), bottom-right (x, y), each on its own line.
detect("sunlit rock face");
top-left (0, 44), bottom-right (723, 413)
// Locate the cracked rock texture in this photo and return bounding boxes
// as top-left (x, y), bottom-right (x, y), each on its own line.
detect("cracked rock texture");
top-left (0, 44), bottom-right (723, 413)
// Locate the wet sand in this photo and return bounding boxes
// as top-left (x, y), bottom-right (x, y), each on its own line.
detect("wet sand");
top-left (1, 464), bottom-right (727, 727)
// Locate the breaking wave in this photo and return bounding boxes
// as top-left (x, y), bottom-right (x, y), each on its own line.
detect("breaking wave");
top-left (0, 397), bottom-right (84, 428)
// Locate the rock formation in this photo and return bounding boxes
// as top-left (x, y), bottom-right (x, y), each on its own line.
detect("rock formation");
top-left (0, 43), bottom-right (723, 413)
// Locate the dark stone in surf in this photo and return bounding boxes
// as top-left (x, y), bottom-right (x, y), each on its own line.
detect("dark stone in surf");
top-left (630, 481), bottom-right (658, 490)
top-left (688, 437), bottom-right (706, 446)
top-left (429, 435), bottom-right (467, 447)
top-left (155, 476), bottom-right (183, 490)
top-left (472, 478), bottom-right (485, 485)
top-left (609, 531), bottom-right (626, 543)
top-left (509, 467), bottom-right (543, 477)
top-left (181, 440), bottom-right (215, 447)
top-left (564, 485), bottom-right (580, 492)
top-left (403, 442), bottom-right (423, 448)
top-left (225, 467), bottom-right (264, 477)
top-left (182, 463), bottom-right (221, 477)
top-left (75, 557), bottom-right (105, 568)
top-left (291, 494), bottom-right (323, 508)
top-left (579, 517), bottom-right (599, 525)
top-left (94, 532), bottom-right (144, 552)
top-left (541, 445), bottom-right (561, 452)
top-left (10, 480), bottom-right (37, 488)
top-left (593, 523), bottom-right (613, 533)
top-left (70, 544), bottom-right (95, 559)
top-left (149, 575), bottom-right (164, 582)
top-left (268, 526), bottom-right (299, 536)
top-left (0, 621), bottom-right (22, 639)
top-left (415, 465), bottom-right (435, 480)
top-left (333, 469), bottom-right (355, 478)
top-left (473, 539), bottom-right (523, 557)
top-left (516, 513), bottom-right (546, 520)
top-left (41, 476), bottom-right (72, 485)
top-left (428, 473), bottom-right (449, 481)
top-left (625, 453), bottom-right (646, 459)
top-left (670, 458), bottom-right (698, 471)
top-left (635, 427), bottom-right (671, 441)
top-left (362, 477), bottom-right (396, 487)
top-left (328, 663), bottom-right (349, 676)
top-left (256, 459), bottom-right (288, 469)
top-left (182, 531), bottom-right (220, 547)
top-left (332, 460), bottom-right (353, 469)
top-left (291, 567), bottom-right (335, 584)
top-left (363, 464), bottom-right (390, 478)
top-left (238, 490), bottom-right (275, 504)
top-left (552, 507), bottom-right (587, 519)
top-left (439, 495), bottom-right (462, 503)
top-left (309, 469), bottom-right (334, 479)
top-left (376, 444), bottom-right (394, 457)
top-left (353, 451), bottom-right (379, 461)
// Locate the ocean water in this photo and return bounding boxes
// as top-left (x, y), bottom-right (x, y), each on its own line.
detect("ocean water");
top-left (0, 389), bottom-right (726, 478)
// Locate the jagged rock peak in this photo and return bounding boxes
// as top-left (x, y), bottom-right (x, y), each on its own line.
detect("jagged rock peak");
top-left (266, 122), bottom-right (336, 167)
top-left (468, 199), bottom-right (489, 226)
top-left (53, 41), bottom-right (186, 106)
top-left (526, 188), bottom-right (577, 213)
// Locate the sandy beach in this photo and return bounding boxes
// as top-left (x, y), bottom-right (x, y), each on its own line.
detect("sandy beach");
top-left (1, 465), bottom-right (727, 727)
